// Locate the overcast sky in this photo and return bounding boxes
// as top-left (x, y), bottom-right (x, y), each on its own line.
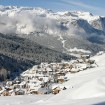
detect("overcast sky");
top-left (0, 0), bottom-right (105, 16)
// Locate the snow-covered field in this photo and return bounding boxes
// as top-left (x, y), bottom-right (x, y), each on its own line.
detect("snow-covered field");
top-left (1, 53), bottom-right (105, 105)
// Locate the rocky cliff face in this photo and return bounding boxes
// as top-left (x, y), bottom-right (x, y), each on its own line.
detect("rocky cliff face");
top-left (0, 6), bottom-right (105, 53)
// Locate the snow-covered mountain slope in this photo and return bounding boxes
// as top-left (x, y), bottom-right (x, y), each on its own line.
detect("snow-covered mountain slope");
top-left (0, 5), bottom-right (105, 54)
top-left (0, 5), bottom-right (103, 35)
top-left (0, 33), bottom-right (74, 81)
top-left (1, 52), bottom-right (105, 105)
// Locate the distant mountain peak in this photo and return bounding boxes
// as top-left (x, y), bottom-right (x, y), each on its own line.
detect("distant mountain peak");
top-left (0, 5), bottom-right (105, 55)
top-left (0, 5), bottom-right (103, 35)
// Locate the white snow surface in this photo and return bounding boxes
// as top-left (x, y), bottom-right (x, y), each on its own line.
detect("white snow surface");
top-left (1, 53), bottom-right (105, 105)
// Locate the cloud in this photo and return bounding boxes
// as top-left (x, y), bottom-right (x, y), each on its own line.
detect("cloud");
top-left (0, 8), bottom-right (62, 35)
top-left (60, 0), bottom-right (103, 11)
top-left (53, 0), bottom-right (105, 16)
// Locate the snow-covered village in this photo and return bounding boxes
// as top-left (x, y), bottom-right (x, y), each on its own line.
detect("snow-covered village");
top-left (1, 1), bottom-right (105, 104)
top-left (0, 53), bottom-right (98, 96)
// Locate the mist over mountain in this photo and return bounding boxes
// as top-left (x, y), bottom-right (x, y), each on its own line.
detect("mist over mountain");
top-left (0, 6), bottom-right (105, 54)
top-left (0, 0), bottom-right (105, 104)
top-left (0, 6), bottom-right (105, 80)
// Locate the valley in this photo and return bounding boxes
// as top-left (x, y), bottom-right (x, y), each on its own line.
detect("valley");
top-left (0, 5), bottom-right (105, 105)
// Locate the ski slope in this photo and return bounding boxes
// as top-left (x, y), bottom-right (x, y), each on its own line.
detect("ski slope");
top-left (1, 53), bottom-right (105, 105)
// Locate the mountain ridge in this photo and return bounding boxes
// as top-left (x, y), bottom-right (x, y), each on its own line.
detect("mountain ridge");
top-left (0, 5), bottom-right (105, 54)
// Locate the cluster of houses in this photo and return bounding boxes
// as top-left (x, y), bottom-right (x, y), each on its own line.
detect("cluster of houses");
top-left (0, 54), bottom-right (98, 96)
